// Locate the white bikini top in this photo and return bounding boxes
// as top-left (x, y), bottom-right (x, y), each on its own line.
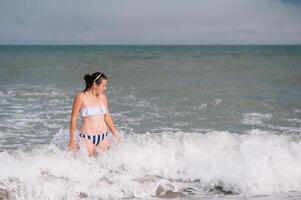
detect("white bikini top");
top-left (80, 105), bottom-right (106, 117)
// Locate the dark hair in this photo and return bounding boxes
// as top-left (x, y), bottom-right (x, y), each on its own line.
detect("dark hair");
top-left (83, 72), bottom-right (107, 92)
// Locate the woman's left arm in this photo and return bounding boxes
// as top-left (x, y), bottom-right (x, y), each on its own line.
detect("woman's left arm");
top-left (103, 95), bottom-right (118, 138)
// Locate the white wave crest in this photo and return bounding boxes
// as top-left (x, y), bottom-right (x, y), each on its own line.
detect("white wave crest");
top-left (1, 130), bottom-right (301, 199)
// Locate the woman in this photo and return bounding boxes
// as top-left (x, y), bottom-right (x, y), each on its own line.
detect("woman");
top-left (68, 72), bottom-right (120, 156)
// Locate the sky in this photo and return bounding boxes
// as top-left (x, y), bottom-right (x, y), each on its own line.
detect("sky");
top-left (0, 0), bottom-right (301, 45)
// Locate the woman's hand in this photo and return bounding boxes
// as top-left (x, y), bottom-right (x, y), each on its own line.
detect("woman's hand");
top-left (68, 139), bottom-right (78, 150)
top-left (114, 136), bottom-right (121, 144)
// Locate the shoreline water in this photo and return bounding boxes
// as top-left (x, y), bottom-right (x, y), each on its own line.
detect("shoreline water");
top-left (0, 45), bottom-right (300, 199)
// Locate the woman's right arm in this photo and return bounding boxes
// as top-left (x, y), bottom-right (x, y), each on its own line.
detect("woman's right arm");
top-left (68, 92), bottom-right (83, 150)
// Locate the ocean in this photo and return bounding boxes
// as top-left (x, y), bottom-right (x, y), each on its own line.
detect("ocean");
top-left (0, 45), bottom-right (300, 200)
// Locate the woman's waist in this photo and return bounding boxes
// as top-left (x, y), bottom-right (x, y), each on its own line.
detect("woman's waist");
top-left (79, 124), bottom-right (107, 134)
top-left (81, 119), bottom-right (106, 126)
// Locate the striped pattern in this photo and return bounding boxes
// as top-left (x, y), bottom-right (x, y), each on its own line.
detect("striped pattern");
top-left (79, 132), bottom-right (108, 146)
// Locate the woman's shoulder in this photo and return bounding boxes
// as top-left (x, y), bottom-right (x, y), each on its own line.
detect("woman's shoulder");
top-left (74, 91), bottom-right (85, 101)
top-left (99, 93), bottom-right (108, 101)
top-left (97, 94), bottom-right (108, 106)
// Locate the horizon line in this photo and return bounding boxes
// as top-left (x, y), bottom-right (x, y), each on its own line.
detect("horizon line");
top-left (1, 43), bottom-right (301, 46)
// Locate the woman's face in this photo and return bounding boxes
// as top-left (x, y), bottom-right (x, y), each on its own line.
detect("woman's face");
top-left (96, 79), bottom-right (107, 94)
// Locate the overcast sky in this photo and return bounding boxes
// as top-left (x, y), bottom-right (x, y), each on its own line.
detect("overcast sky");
top-left (0, 0), bottom-right (301, 44)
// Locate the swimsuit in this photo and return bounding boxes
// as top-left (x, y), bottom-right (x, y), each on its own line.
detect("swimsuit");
top-left (79, 132), bottom-right (109, 146)
top-left (80, 105), bottom-right (109, 146)
top-left (80, 105), bottom-right (106, 117)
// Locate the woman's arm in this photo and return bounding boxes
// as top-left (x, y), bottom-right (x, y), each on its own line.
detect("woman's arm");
top-left (68, 92), bottom-right (83, 150)
top-left (103, 95), bottom-right (119, 139)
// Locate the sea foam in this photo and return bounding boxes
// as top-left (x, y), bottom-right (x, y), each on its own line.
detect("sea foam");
top-left (1, 129), bottom-right (301, 199)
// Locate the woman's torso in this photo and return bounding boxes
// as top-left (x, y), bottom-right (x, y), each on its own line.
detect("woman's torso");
top-left (79, 92), bottom-right (107, 135)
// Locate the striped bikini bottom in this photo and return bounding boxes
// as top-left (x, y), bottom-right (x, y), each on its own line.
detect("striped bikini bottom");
top-left (79, 132), bottom-right (109, 146)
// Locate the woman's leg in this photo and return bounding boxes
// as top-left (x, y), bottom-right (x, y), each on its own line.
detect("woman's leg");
top-left (84, 138), bottom-right (96, 156)
top-left (97, 137), bottom-right (110, 152)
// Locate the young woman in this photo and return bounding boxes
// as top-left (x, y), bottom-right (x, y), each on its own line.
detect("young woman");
top-left (68, 72), bottom-right (120, 156)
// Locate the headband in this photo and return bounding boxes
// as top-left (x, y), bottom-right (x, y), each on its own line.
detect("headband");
top-left (94, 73), bottom-right (102, 83)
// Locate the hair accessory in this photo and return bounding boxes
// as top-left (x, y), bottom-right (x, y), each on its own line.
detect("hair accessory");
top-left (94, 73), bottom-right (102, 83)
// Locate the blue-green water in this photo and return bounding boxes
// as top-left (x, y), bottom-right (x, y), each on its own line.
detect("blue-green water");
top-left (1, 45), bottom-right (300, 137)
top-left (0, 45), bottom-right (301, 199)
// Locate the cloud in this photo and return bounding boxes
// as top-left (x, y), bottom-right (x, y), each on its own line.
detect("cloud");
top-left (14, 16), bottom-right (28, 26)
top-left (281, 0), bottom-right (301, 4)
top-left (0, 0), bottom-right (300, 44)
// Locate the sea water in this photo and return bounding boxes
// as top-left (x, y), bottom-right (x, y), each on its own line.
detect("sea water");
top-left (0, 45), bottom-right (301, 199)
